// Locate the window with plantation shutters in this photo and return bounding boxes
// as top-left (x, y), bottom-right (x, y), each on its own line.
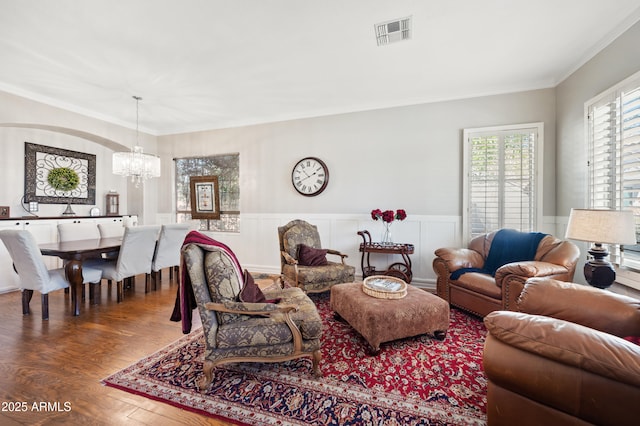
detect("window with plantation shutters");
top-left (587, 70), bottom-right (640, 267)
top-left (463, 123), bottom-right (543, 243)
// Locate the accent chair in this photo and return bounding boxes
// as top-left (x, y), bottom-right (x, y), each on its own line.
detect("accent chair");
top-left (181, 236), bottom-right (322, 391)
top-left (278, 219), bottom-right (355, 293)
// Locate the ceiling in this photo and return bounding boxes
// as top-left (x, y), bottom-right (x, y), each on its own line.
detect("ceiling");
top-left (1, 0), bottom-right (640, 136)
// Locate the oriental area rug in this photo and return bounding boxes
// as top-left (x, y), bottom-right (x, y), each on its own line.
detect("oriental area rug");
top-left (102, 293), bottom-right (488, 425)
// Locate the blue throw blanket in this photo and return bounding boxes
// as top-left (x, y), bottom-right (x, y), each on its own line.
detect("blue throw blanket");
top-left (450, 229), bottom-right (547, 280)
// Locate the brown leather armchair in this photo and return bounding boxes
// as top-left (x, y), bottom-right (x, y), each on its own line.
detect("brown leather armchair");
top-left (483, 278), bottom-right (640, 426)
top-left (433, 230), bottom-right (579, 316)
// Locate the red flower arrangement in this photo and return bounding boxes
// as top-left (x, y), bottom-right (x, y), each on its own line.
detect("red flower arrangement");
top-left (371, 209), bottom-right (407, 223)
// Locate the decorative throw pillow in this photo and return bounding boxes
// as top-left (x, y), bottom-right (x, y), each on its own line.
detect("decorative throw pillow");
top-left (298, 244), bottom-right (328, 266)
top-left (239, 269), bottom-right (266, 303)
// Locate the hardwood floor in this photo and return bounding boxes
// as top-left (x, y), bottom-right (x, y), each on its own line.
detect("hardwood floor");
top-left (0, 272), bottom-right (233, 425)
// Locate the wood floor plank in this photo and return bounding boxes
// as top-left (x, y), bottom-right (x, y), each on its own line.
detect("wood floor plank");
top-left (0, 272), bottom-right (231, 425)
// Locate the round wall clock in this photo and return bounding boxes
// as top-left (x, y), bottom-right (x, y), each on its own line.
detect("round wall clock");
top-left (291, 157), bottom-right (329, 196)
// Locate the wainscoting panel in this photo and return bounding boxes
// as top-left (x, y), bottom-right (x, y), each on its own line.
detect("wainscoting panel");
top-left (204, 214), bottom-right (463, 290)
top-left (162, 213), bottom-right (568, 292)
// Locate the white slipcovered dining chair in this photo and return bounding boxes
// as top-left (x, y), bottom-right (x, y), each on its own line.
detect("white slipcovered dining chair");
top-left (0, 229), bottom-right (102, 320)
top-left (148, 223), bottom-right (190, 291)
top-left (97, 222), bottom-right (125, 263)
top-left (57, 222), bottom-right (101, 241)
top-left (98, 222), bottom-right (125, 238)
top-left (85, 225), bottom-right (160, 303)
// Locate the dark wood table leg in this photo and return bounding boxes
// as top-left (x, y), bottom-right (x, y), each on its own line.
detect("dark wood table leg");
top-left (64, 259), bottom-right (83, 316)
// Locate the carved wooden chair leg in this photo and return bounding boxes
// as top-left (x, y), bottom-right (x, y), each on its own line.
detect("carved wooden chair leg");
top-left (312, 350), bottom-right (322, 377)
top-left (198, 360), bottom-right (215, 392)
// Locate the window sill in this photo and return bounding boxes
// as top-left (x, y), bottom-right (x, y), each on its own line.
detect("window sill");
top-left (615, 266), bottom-right (640, 291)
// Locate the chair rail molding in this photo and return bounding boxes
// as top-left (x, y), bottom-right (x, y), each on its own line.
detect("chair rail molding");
top-left (195, 212), bottom-right (462, 292)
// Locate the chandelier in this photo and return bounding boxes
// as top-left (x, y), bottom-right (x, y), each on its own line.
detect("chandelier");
top-left (112, 95), bottom-right (161, 187)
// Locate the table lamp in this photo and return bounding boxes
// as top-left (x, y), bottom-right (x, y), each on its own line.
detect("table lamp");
top-left (565, 208), bottom-right (637, 288)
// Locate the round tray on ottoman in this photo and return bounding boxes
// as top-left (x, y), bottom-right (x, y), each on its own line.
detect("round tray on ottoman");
top-left (362, 275), bottom-right (407, 299)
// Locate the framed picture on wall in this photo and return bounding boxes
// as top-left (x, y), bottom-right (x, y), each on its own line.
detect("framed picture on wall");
top-left (24, 142), bottom-right (96, 205)
top-left (189, 176), bottom-right (220, 220)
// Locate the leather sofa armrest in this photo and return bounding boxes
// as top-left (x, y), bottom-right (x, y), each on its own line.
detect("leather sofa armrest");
top-left (517, 278), bottom-right (640, 337)
top-left (484, 311), bottom-right (640, 388)
top-left (433, 247), bottom-right (484, 272)
top-left (494, 261), bottom-right (569, 287)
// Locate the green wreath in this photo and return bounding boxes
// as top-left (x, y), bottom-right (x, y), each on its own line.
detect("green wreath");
top-left (47, 167), bottom-right (79, 192)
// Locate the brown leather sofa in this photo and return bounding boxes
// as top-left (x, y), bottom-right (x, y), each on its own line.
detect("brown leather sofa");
top-left (433, 230), bottom-right (580, 316)
top-left (483, 278), bottom-right (640, 426)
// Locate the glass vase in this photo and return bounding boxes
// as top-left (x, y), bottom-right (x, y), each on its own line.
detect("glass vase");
top-left (381, 222), bottom-right (392, 245)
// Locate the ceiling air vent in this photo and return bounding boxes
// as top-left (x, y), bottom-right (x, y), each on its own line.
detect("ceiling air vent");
top-left (375, 16), bottom-right (411, 46)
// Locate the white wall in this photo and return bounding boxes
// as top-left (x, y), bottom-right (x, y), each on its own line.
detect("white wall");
top-left (0, 126), bottom-right (126, 217)
top-left (0, 90), bottom-right (160, 224)
top-left (157, 89), bottom-right (557, 285)
top-left (556, 20), bottom-right (640, 217)
top-left (556, 20), bottom-right (640, 293)
top-left (0, 87), bottom-right (557, 287)
top-left (158, 89), bottom-right (556, 217)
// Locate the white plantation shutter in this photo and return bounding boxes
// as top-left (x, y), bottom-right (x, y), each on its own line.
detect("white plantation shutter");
top-left (463, 124), bottom-right (542, 242)
top-left (587, 72), bottom-right (640, 266)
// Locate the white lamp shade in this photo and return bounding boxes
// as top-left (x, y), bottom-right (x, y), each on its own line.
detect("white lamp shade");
top-left (565, 209), bottom-right (637, 245)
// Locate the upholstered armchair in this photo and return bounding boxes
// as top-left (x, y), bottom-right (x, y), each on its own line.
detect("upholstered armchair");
top-left (278, 220), bottom-right (355, 293)
top-left (483, 278), bottom-right (640, 426)
top-left (433, 229), bottom-right (580, 317)
top-left (181, 236), bottom-right (323, 391)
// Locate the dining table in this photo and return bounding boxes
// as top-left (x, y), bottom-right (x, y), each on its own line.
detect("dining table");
top-left (39, 237), bottom-right (122, 316)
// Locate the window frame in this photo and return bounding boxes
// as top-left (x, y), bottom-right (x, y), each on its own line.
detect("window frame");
top-left (462, 122), bottom-right (544, 245)
top-left (174, 153), bottom-right (240, 233)
top-left (585, 69), bottom-right (640, 269)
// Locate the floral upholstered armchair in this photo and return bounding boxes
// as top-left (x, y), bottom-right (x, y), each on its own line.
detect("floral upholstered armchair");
top-left (181, 236), bottom-right (323, 391)
top-left (278, 220), bottom-right (355, 293)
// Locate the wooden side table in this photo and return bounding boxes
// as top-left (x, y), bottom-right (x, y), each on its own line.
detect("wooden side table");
top-left (357, 230), bottom-right (414, 283)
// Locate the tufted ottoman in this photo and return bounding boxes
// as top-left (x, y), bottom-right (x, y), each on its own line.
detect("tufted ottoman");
top-left (330, 281), bottom-right (450, 354)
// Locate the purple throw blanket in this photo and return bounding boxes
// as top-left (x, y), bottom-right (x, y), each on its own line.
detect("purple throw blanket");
top-left (170, 230), bottom-right (243, 334)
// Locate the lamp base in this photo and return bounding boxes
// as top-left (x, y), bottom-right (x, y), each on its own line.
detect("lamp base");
top-left (584, 245), bottom-right (615, 289)
top-left (584, 261), bottom-right (615, 289)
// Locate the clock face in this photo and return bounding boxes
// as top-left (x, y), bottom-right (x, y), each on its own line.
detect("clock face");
top-left (292, 157), bottom-right (329, 196)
